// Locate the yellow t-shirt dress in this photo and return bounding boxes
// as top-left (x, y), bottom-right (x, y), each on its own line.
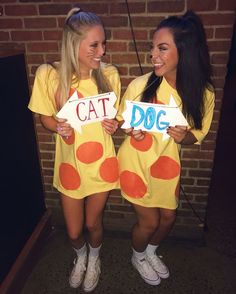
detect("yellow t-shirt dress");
top-left (117, 73), bottom-right (214, 209)
top-left (28, 63), bottom-right (121, 199)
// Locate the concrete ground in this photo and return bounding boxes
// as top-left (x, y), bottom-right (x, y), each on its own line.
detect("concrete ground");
top-left (21, 228), bottom-right (236, 294)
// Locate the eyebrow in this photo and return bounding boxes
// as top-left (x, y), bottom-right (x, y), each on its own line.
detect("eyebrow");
top-left (157, 42), bottom-right (169, 46)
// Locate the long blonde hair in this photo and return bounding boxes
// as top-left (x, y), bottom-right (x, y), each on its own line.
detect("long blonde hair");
top-left (55, 7), bottom-right (112, 109)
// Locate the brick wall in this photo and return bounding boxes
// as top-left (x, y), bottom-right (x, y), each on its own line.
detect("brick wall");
top-left (1, 0), bottom-right (235, 235)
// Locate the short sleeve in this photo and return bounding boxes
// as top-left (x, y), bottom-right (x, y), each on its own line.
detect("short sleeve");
top-left (191, 89), bottom-right (215, 143)
top-left (28, 64), bottom-right (58, 116)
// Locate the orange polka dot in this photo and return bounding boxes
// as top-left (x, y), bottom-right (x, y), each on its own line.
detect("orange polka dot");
top-left (62, 130), bottom-right (75, 145)
top-left (76, 142), bottom-right (103, 164)
top-left (100, 157), bottom-right (119, 183)
top-left (152, 96), bottom-right (165, 104)
top-left (120, 170), bottom-right (147, 198)
top-left (150, 156), bottom-right (180, 179)
top-left (69, 88), bottom-right (84, 98)
top-left (130, 133), bottom-right (153, 152)
top-left (59, 163), bottom-right (81, 190)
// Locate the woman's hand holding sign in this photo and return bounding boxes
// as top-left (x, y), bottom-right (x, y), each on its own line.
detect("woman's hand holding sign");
top-left (56, 117), bottom-right (73, 138)
top-left (167, 125), bottom-right (188, 144)
top-left (101, 118), bottom-right (118, 135)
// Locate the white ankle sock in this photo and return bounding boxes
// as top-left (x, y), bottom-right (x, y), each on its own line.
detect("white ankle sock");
top-left (73, 243), bottom-right (87, 256)
top-left (132, 248), bottom-right (146, 260)
top-left (88, 243), bottom-right (102, 257)
top-left (146, 244), bottom-right (159, 256)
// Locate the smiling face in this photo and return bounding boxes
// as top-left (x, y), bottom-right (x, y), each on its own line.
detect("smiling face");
top-left (151, 27), bottom-right (179, 87)
top-left (78, 25), bottom-right (106, 79)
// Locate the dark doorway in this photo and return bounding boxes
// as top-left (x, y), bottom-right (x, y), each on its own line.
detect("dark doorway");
top-left (0, 52), bottom-right (46, 283)
top-left (205, 17), bottom-right (236, 256)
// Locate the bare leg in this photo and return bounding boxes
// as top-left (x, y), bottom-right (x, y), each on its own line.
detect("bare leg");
top-left (61, 193), bottom-right (85, 249)
top-left (149, 208), bottom-right (176, 245)
top-left (85, 191), bottom-right (109, 247)
top-left (132, 204), bottom-right (160, 252)
top-left (82, 192), bottom-right (109, 292)
top-left (130, 204), bottom-right (161, 285)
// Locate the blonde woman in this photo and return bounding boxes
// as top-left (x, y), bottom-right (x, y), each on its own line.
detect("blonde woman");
top-left (29, 7), bottom-right (120, 292)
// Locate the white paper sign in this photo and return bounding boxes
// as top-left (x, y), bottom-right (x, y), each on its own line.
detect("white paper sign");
top-left (121, 95), bottom-right (188, 140)
top-left (57, 91), bottom-right (117, 133)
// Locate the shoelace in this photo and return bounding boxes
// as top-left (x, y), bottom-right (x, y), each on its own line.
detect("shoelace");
top-left (149, 255), bottom-right (165, 268)
top-left (138, 259), bottom-right (152, 275)
top-left (86, 258), bottom-right (99, 280)
top-left (73, 257), bottom-right (86, 275)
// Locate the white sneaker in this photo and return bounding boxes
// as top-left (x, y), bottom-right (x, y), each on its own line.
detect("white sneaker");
top-left (83, 256), bottom-right (101, 292)
top-left (147, 254), bottom-right (170, 279)
top-left (131, 255), bottom-right (161, 286)
top-left (69, 254), bottom-right (87, 288)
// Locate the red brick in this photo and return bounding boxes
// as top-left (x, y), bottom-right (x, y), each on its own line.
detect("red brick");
top-left (27, 54), bottom-right (43, 64)
top-left (72, 3), bottom-right (109, 15)
top-left (212, 77), bottom-right (226, 88)
top-left (39, 4), bottom-right (72, 15)
top-left (189, 169), bottom-right (213, 177)
top-left (200, 13), bottom-right (235, 26)
top-left (147, 1), bottom-right (184, 13)
top-left (180, 178), bottom-right (195, 185)
top-left (0, 31), bottom-right (10, 41)
top-left (208, 40), bottom-right (231, 52)
top-left (27, 42), bottom-right (58, 52)
top-left (11, 30), bottom-right (43, 41)
top-left (113, 29), bottom-right (148, 40)
top-left (129, 41), bottom-right (151, 52)
top-left (102, 16), bottom-right (128, 27)
top-left (106, 41), bottom-right (127, 52)
top-left (5, 4), bottom-right (37, 15)
top-left (205, 27), bottom-right (214, 39)
top-left (0, 18), bottom-right (23, 28)
top-left (42, 161), bottom-right (54, 169)
top-left (24, 17), bottom-right (57, 29)
top-left (101, 55), bottom-right (111, 64)
top-left (218, 0), bottom-right (236, 10)
top-left (212, 65), bottom-right (227, 77)
top-left (211, 53), bottom-right (229, 65)
top-left (110, 2), bottom-right (145, 14)
top-left (132, 16), bottom-right (165, 27)
top-left (38, 151), bottom-right (54, 160)
top-left (215, 27), bottom-right (234, 39)
top-left (43, 30), bottom-right (62, 40)
top-left (39, 143), bottom-right (55, 151)
top-left (187, 0), bottom-right (216, 11)
top-left (112, 53), bottom-right (145, 64)
top-left (116, 66), bottom-right (128, 75)
top-left (129, 66), bottom-right (152, 76)
top-left (199, 161), bottom-right (214, 168)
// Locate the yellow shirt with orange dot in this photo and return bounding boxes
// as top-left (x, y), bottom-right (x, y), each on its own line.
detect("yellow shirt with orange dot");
top-left (29, 63), bottom-right (121, 199)
top-left (117, 73), bottom-right (214, 209)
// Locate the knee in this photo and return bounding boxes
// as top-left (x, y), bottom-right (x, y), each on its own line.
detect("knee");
top-left (161, 210), bottom-right (176, 226)
top-left (67, 229), bottom-right (82, 242)
top-left (85, 219), bottom-right (102, 233)
top-left (139, 218), bottom-right (159, 235)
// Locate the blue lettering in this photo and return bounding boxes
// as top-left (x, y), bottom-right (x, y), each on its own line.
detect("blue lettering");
top-left (156, 110), bottom-right (169, 130)
top-left (130, 105), bottom-right (145, 127)
top-left (144, 107), bottom-right (155, 130)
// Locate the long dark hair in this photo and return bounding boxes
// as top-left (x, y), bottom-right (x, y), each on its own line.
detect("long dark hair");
top-left (141, 11), bottom-right (213, 129)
